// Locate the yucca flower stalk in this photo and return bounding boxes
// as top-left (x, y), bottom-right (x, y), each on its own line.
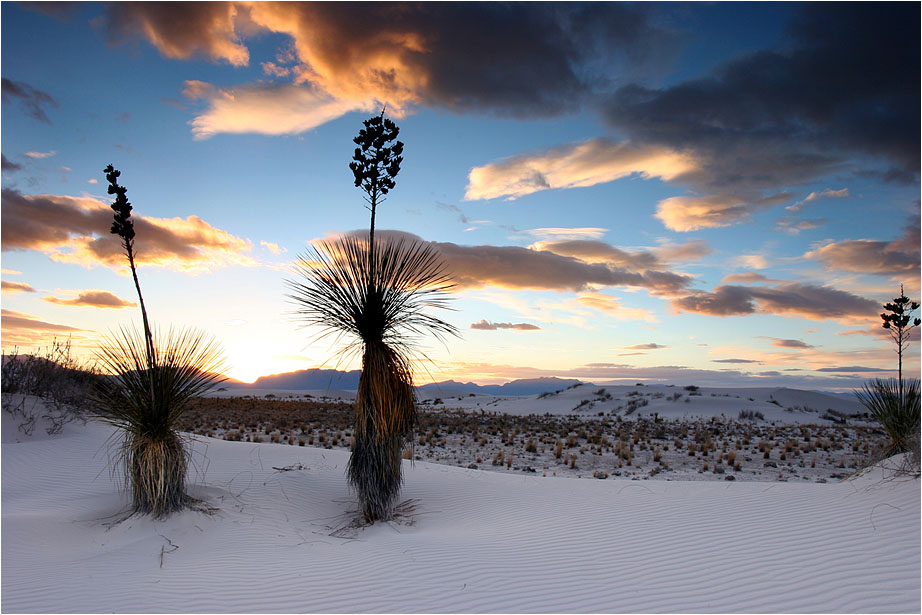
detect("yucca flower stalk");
top-left (855, 378), bottom-right (921, 458)
top-left (93, 165), bottom-right (225, 517)
top-left (93, 326), bottom-right (225, 517)
top-left (288, 234), bottom-right (457, 521)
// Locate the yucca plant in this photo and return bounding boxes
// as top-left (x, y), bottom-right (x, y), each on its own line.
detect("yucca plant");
top-left (92, 164), bottom-right (225, 517)
top-left (288, 234), bottom-right (457, 521)
top-left (93, 326), bottom-right (225, 517)
top-left (855, 378), bottom-right (921, 458)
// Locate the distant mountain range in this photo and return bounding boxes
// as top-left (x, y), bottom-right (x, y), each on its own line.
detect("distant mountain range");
top-left (226, 368), bottom-right (582, 397)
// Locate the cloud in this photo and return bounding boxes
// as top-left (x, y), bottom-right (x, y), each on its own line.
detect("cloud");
top-left (0, 308), bottom-right (89, 347)
top-left (465, 138), bottom-right (697, 201)
top-left (734, 255), bottom-right (770, 270)
top-left (771, 339), bottom-right (814, 349)
top-left (260, 240), bottom-right (286, 255)
top-left (786, 187), bottom-right (849, 212)
top-left (603, 4), bottom-right (919, 190)
top-left (672, 282), bottom-right (879, 322)
top-left (1, 78), bottom-right (58, 123)
top-left (712, 358), bottom-right (762, 364)
top-left (623, 343), bottom-right (667, 350)
top-left (815, 366), bottom-right (891, 373)
top-left (655, 193), bottom-right (790, 232)
top-left (805, 216), bottom-right (920, 278)
top-left (470, 320), bottom-right (540, 331)
top-left (530, 239), bottom-right (659, 272)
top-left (43, 290), bottom-right (137, 309)
top-left (1, 281), bottom-right (36, 293)
top-left (182, 81), bottom-right (371, 140)
top-left (720, 272), bottom-right (774, 284)
top-left (651, 240), bottom-right (712, 264)
top-left (101, 2), bottom-right (250, 66)
top-left (24, 150), bottom-right (56, 159)
top-left (342, 229), bottom-right (695, 295)
top-left (523, 227), bottom-right (608, 241)
top-left (1, 188), bottom-right (257, 273)
top-left (574, 293), bottom-right (658, 322)
top-left (2, 154), bottom-right (22, 171)
top-left (104, 3), bottom-right (673, 136)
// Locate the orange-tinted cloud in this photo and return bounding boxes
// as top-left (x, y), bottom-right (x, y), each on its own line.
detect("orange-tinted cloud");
top-left (672, 282), bottom-right (878, 323)
top-left (183, 81), bottom-right (371, 140)
top-left (1, 281), bottom-right (36, 293)
top-left (465, 138), bottom-right (697, 201)
top-left (43, 290), bottom-right (137, 309)
top-left (102, 2), bottom-right (250, 66)
top-left (655, 193), bottom-right (792, 232)
top-left (0, 308), bottom-right (90, 348)
top-left (1, 188), bottom-right (257, 273)
top-left (574, 293), bottom-right (658, 322)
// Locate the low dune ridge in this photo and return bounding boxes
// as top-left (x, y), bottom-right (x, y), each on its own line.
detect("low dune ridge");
top-left (2, 395), bottom-right (919, 613)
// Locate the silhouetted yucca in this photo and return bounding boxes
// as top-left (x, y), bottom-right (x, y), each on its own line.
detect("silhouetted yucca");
top-left (288, 234), bottom-right (456, 521)
top-left (855, 378), bottom-right (920, 457)
top-left (92, 326), bottom-right (225, 518)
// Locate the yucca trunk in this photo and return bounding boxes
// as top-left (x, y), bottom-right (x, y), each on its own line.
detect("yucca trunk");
top-left (348, 339), bottom-right (416, 522)
top-left (127, 430), bottom-right (188, 518)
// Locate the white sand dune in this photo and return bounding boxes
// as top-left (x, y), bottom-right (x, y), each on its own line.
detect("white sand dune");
top-left (2, 400), bottom-right (919, 613)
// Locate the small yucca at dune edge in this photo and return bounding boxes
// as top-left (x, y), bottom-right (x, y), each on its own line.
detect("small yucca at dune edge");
top-left (288, 234), bottom-right (457, 521)
top-left (855, 378), bottom-right (920, 459)
top-left (92, 326), bottom-right (225, 518)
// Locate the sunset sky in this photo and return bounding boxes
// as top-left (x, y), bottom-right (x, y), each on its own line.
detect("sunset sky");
top-left (2, 2), bottom-right (919, 390)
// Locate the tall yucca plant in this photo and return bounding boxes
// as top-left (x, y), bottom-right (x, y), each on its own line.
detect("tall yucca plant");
top-left (92, 165), bottom-right (225, 517)
top-left (288, 234), bottom-right (457, 522)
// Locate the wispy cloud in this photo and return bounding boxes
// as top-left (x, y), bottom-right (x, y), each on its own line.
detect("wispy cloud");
top-left (1, 78), bottom-right (58, 123)
top-left (465, 138), bottom-right (697, 201)
top-left (523, 227), bottom-right (608, 241)
top-left (655, 193), bottom-right (790, 232)
top-left (470, 320), bottom-right (541, 331)
top-left (622, 343), bottom-right (667, 350)
top-left (0, 308), bottom-right (90, 347)
top-left (769, 338), bottom-right (815, 349)
top-left (183, 81), bottom-right (371, 140)
top-left (24, 150), bottom-right (57, 159)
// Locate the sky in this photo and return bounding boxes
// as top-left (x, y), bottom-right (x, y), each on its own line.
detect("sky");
top-left (1, 1), bottom-right (919, 391)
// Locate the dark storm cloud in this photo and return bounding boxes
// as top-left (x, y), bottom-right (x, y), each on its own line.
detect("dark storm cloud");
top-left (1, 78), bottom-right (59, 123)
top-left (603, 3), bottom-right (920, 190)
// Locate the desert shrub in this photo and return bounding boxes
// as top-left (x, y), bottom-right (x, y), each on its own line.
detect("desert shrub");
top-left (92, 327), bottom-right (224, 518)
top-left (855, 378), bottom-right (920, 458)
top-left (2, 338), bottom-right (99, 435)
